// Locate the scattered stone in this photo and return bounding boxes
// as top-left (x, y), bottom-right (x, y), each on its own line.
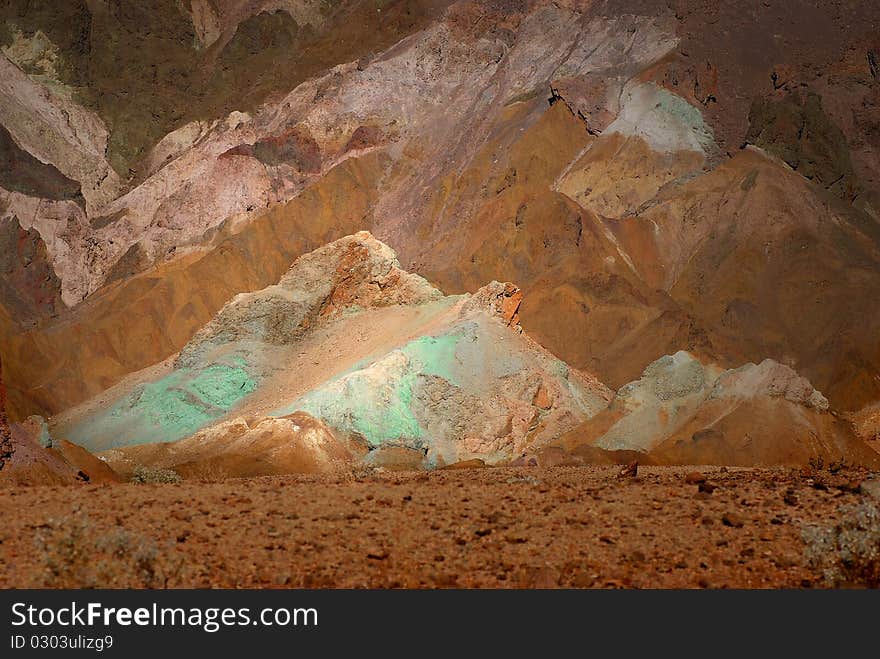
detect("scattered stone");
top-left (571, 572), bottom-right (594, 588)
top-left (684, 471), bottom-right (706, 484)
top-left (533, 383), bottom-right (553, 410)
top-left (506, 475), bottom-right (540, 485)
top-left (618, 461), bottom-right (638, 479)
top-left (837, 479), bottom-right (861, 493)
top-left (722, 512), bottom-right (745, 528)
top-left (783, 488), bottom-right (799, 506)
top-left (441, 458), bottom-right (488, 470)
top-left (771, 555), bottom-right (798, 569)
top-left (698, 481), bottom-right (717, 494)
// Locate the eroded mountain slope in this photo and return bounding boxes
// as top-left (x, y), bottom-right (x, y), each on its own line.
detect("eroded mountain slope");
top-left (1, 0), bottom-right (879, 450)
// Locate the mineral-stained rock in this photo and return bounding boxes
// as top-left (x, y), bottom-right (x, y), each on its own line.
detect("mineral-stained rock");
top-left (56, 233), bottom-right (611, 470)
top-left (225, 125), bottom-right (322, 173)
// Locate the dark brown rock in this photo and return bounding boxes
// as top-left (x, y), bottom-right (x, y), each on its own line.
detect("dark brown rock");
top-left (722, 512), bottom-right (745, 528)
top-left (618, 460), bottom-right (638, 479)
top-left (745, 90), bottom-right (858, 200)
top-left (685, 471), bottom-right (707, 484)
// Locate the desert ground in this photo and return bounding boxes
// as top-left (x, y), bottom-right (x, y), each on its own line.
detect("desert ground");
top-left (3, 464), bottom-right (879, 589)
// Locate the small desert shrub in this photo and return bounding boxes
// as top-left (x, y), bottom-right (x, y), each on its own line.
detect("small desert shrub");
top-left (32, 508), bottom-right (188, 588)
top-left (131, 465), bottom-right (182, 484)
top-left (802, 499), bottom-right (880, 587)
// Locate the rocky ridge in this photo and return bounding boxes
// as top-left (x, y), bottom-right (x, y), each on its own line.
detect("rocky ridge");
top-left (48, 234), bottom-right (877, 478)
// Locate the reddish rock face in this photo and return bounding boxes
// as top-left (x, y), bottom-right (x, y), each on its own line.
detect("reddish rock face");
top-left (532, 383), bottom-right (553, 410)
top-left (225, 125), bottom-right (323, 173)
top-left (500, 284), bottom-right (524, 327)
top-left (644, 55), bottom-right (720, 110)
top-left (0, 218), bottom-right (62, 323)
top-left (464, 282), bottom-right (524, 329)
top-left (342, 125), bottom-right (387, 153)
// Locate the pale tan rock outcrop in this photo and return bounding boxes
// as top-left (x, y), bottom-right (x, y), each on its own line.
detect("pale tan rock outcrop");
top-left (558, 352), bottom-right (878, 467)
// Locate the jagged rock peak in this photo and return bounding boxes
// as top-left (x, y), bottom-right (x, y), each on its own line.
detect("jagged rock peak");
top-left (461, 281), bottom-right (524, 329)
top-left (176, 232), bottom-right (442, 366)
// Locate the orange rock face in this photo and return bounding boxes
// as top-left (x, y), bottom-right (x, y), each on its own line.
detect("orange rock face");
top-left (499, 284), bottom-right (524, 327)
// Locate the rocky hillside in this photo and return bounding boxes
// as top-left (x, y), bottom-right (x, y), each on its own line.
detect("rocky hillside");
top-left (46, 234), bottom-right (876, 477)
top-left (558, 352), bottom-right (879, 467)
top-left (54, 232), bottom-right (612, 475)
top-left (1, 1), bottom-right (879, 472)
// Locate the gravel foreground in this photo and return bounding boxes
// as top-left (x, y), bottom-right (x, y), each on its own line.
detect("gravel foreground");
top-left (2, 465), bottom-right (878, 589)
